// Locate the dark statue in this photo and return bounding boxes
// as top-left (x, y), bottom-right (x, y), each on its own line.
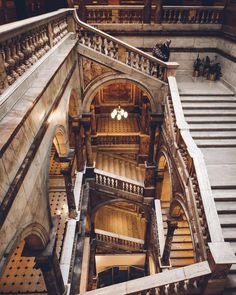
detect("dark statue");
top-left (153, 39), bottom-right (171, 62)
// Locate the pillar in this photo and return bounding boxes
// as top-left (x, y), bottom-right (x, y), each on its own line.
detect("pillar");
top-left (60, 154), bottom-right (77, 219)
top-left (35, 217), bottom-right (65, 295)
top-left (90, 104), bottom-right (97, 135)
top-left (153, 0), bottom-right (162, 23)
top-left (81, 114), bottom-right (93, 168)
top-left (73, 124), bottom-right (84, 172)
top-left (144, 0), bottom-right (152, 23)
top-left (161, 220), bottom-right (178, 266)
top-left (141, 101), bottom-right (147, 133)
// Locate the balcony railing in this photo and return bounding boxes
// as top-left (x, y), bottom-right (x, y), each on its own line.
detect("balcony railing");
top-left (162, 6), bottom-right (224, 24)
top-left (0, 9), bottom-right (74, 96)
top-left (95, 169), bottom-right (144, 196)
top-left (95, 229), bottom-right (144, 250)
top-left (74, 10), bottom-right (178, 83)
top-left (85, 5), bottom-right (144, 24)
top-left (82, 4), bottom-right (224, 25)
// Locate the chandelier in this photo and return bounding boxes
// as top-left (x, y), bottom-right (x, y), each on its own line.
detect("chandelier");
top-left (111, 105), bottom-right (128, 120)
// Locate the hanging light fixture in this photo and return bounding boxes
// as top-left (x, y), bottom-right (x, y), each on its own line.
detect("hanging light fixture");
top-left (111, 105), bottom-right (128, 120)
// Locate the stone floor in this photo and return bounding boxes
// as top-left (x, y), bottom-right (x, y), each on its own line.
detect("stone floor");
top-left (176, 73), bottom-right (234, 96)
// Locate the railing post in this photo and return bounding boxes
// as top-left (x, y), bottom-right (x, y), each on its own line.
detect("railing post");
top-left (144, 0), bottom-right (152, 23)
top-left (35, 217), bottom-right (65, 295)
top-left (0, 49), bottom-right (8, 94)
top-left (60, 151), bottom-right (78, 219)
top-left (161, 220), bottom-right (178, 266)
top-left (153, 0), bottom-right (162, 23)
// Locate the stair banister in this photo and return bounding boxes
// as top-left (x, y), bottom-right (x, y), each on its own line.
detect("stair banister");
top-left (78, 261), bottom-right (211, 295)
top-left (73, 9), bottom-right (178, 83)
top-left (168, 76), bottom-right (224, 244)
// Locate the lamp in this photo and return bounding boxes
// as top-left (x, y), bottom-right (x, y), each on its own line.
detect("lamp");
top-left (111, 105), bottom-right (128, 120)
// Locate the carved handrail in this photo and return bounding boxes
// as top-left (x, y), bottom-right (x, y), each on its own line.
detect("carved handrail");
top-left (166, 76), bottom-right (224, 255)
top-left (79, 261), bottom-right (211, 295)
top-left (95, 168), bottom-right (144, 196)
top-left (95, 229), bottom-right (144, 250)
top-left (162, 5), bottom-right (224, 24)
top-left (0, 9), bottom-right (74, 96)
top-left (73, 10), bottom-right (178, 83)
top-left (85, 5), bottom-right (144, 24)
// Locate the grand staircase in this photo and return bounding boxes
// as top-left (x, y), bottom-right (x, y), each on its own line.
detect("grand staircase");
top-left (180, 86), bottom-right (236, 294)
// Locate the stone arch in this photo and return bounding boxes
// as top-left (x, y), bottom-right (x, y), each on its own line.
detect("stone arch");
top-left (68, 88), bottom-right (80, 118)
top-left (91, 198), bottom-right (150, 224)
top-left (53, 125), bottom-right (70, 157)
top-left (0, 222), bottom-right (49, 276)
top-left (157, 148), bottom-right (173, 206)
top-left (82, 73), bottom-right (158, 113)
top-left (169, 194), bottom-right (197, 264)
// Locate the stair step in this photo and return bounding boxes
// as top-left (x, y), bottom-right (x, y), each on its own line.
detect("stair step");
top-left (181, 96), bottom-right (236, 102)
top-left (185, 116), bottom-right (236, 123)
top-left (222, 228), bottom-right (236, 241)
top-left (164, 228), bottom-right (191, 235)
top-left (190, 131), bottom-right (236, 139)
top-left (219, 214), bottom-right (236, 227)
top-left (216, 201), bottom-right (236, 213)
top-left (172, 235), bottom-right (192, 243)
top-left (230, 242), bottom-right (236, 254)
top-left (189, 124), bottom-right (236, 131)
top-left (170, 250), bottom-right (194, 258)
top-left (184, 109), bottom-right (236, 116)
top-left (213, 189), bottom-right (236, 201)
top-left (170, 258), bottom-right (195, 267)
top-left (171, 242), bottom-right (193, 250)
top-left (195, 139), bottom-right (236, 147)
top-left (182, 102), bottom-right (236, 109)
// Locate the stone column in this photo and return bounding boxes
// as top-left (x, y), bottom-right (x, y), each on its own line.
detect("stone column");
top-left (90, 104), bottom-right (97, 135)
top-left (138, 134), bottom-right (149, 164)
top-left (153, 0), bottom-right (162, 23)
top-left (60, 155), bottom-right (77, 219)
top-left (82, 115), bottom-right (93, 167)
top-left (147, 121), bottom-right (157, 166)
top-left (141, 102), bottom-right (147, 133)
top-left (161, 220), bottom-right (178, 266)
top-left (73, 124), bottom-right (84, 172)
top-left (144, 0), bottom-right (152, 23)
top-left (35, 217), bottom-right (65, 295)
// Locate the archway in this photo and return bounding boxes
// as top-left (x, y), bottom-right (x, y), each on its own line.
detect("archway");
top-left (0, 223), bottom-right (48, 294)
top-left (169, 197), bottom-right (196, 268)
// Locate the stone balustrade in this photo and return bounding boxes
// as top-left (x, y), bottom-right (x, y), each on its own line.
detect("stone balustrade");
top-left (95, 169), bottom-right (144, 196)
top-left (73, 10), bottom-right (178, 83)
top-left (85, 5), bottom-right (144, 24)
top-left (166, 76), bottom-right (225, 260)
top-left (162, 6), bottom-right (224, 24)
top-left (95, 229), bottom-right (144, 250)
top-left (79, 261), bottom-right (211, 295)
top-left (0, 10), bottom-right (72, 95)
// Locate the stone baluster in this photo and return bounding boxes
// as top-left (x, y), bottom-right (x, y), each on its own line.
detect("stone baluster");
top-left (0, 48), bottom-right (9, 94)
top-left (4, 43), bottom-right (16, 84)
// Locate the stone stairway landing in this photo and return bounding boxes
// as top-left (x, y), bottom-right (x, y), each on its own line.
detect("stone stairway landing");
top-left (95, 152), bottom-right (145, 183)
top-left (178, 74), bottom-right (236, 294)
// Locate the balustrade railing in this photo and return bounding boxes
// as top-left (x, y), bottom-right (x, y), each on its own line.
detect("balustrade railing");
top-left (79, 261), bottom-right (211, 295)
top-left (95, 229), bottom-right (144, 250)
top-left (92, 134), bottom-right (140, 145)
top-left (85, 5), bottom-right (144, 24)
top-left (74, 10), bottom-right (178, 83)
top-left (162, 6), bottom-right (224, 24)
top-left (165, 76), bottom-right (224, 261)
top-left (95, 169), bottom-right (144, 196)
top-left (0, 10), bottom-right (73, 95)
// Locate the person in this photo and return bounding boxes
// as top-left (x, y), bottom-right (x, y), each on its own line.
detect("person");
top-left (153, 39), bottom-right (171, 62)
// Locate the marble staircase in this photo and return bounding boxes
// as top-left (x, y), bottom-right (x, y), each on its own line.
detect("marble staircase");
top-left (180, 85), bottom-right (236, 294)
top-left (95, 152), bottom-right (145, 183)
top-left (162, 208), bottom-right (195, 268)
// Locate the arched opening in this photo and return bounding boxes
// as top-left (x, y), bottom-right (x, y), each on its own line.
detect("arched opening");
top-left (90, 200), bottom-right (148, 290)
top-left (0, 225), bottom-right (48, 294)
top-left (157, 153), bottom-right (172, 208)
top-left (169, 198), bottom-right (196, 268)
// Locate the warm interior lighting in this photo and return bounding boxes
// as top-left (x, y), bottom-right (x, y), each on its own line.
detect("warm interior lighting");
top-left (111, 105), bottom-right (128, 120)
